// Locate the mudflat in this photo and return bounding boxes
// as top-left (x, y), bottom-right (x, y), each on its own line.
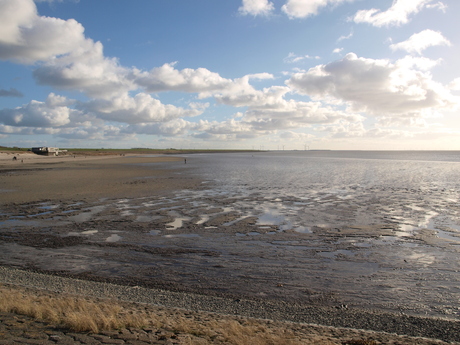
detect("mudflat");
top-left (1, 152), bottom-right (459, 344)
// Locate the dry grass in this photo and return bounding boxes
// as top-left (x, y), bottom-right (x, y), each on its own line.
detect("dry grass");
top-left (0, 284), bottom-right (398, 345)
top-left (0, 285), bottom-right (146, 333)
top-left (0, 284), bottom-right (327, 344)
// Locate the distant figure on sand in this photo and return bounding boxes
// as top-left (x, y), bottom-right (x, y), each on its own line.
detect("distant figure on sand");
top-left (12, 156), bottom-right (17, 161)
top-left (184, 159), bottom-right (187, 164)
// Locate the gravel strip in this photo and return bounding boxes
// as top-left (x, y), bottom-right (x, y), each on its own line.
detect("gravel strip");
top-left (1, 266), bottom-right (459, 343)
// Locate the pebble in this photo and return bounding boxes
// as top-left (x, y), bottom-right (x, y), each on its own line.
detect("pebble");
top-left (1, 266), bottom-right (459, 344)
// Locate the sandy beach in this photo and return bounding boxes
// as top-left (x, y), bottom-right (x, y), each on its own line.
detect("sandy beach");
top-left (0, 151), bottom-right (200, 203)
top-left (1, 151), bottom-right (459, 344)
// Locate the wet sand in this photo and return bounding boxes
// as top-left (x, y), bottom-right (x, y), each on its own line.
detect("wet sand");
top-left (1, 152), bottom-right (460, 343)
top-left (0, 152), bottom-right (200, 203)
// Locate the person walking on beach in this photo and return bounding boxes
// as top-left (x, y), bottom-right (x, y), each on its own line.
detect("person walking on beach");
top-left (184, 158), bottom-right (187, 164)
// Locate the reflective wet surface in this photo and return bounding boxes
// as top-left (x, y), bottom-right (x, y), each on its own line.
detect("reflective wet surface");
top-left (1, 151), bottom-right (460, 319)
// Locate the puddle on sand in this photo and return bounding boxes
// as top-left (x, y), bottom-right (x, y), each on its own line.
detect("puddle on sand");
top-left (67, 205), bottom-right (106, 222)
top-left (437, 229), bottom-right (460, 243)
top-left (38, 203), bottom-right (60, 210)
top-left (256, 209), bottom-right (286, 226)
top-left (61, 209), bottom-right (78, 214)
top-left (294, 226), bottom-right (311, 234)
top-left (67, 229), bottom-right (98, 237)
top-left (82, 230), bottom-right (98, 235)
top-left (196, 215), bottom-right (210, 225)
top-left (166, 211), bottom-right (190, 230)
top-left (150, 230), bottom-right (161, 235)
top-left (163, 234), bottom-right (200, 238)
top-left (106, 234), bottom-right (122, 242)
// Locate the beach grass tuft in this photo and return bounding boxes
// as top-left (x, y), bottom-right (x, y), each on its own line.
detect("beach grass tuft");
top-left (0, 284), bottom-right (312, 343)
top-left (0, 284), bottom-right (146, 333)
top-left (0, 283), bottom-right (422, 344)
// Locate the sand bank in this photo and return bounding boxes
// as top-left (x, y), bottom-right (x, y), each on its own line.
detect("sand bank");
top-left (0, 152), bottom-right (199, 203)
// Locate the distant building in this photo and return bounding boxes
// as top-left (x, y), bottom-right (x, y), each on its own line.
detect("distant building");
top-left (31, 147), bottom-right (65, 156)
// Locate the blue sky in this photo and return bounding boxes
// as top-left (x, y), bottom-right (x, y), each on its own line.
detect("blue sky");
top-left (0, 0), bottom-right (459, 150)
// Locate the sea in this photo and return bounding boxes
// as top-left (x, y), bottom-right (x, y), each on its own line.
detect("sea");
top-left (156, 150), bottom-right (460, 318)
top-left (4, 150), bottom-right (460, 319)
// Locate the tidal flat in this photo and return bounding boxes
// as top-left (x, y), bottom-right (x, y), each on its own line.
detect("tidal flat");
top-left (1, 151), bottom-right (460, 342)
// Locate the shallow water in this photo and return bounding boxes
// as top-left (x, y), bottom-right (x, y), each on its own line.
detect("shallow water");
top-left (2, 151), bottom-right (460, 319)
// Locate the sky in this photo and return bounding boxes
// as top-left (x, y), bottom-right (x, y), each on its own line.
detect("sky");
top-left (0, 0), bottom-right (459, 150)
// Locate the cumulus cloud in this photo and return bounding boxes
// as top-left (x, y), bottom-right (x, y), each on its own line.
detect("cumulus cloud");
top-left (83, 93), bottom-right (208, 124)
top-left (286, 53), bottom-right (458, 118)
top-left (353, 0), bottom-right (445, 27)
top-left (0, 88), bottom-right (23, 97)
top-left (390, 30), bottom-right (451, 55)
top-left (55, 125), bottom-right (134, 141)
top-left (282, 0), bottom-right (350, 19)
top-left (0, 93), bottom-right (80, 127)
top-left (0, 0), bottom-right (89, 64)
top-left (33, 41), bottom-right (135, 99)
top-left (133, 63), bottom-right (232, 94)
top-left (0, 0), bottom-right (135, 99)
top-left (193, 119), bottom-right (262, 140)
top-left (191, 96), bottom-right (362, 141)
top-left (449, 78), bottom-right (460, 91)
top-left (239, 0), bottom-right (274, 16)
top-left (279, 131), bottom-right (313, 141)
top-left (213, 78), bottom-right (287, 108)
top-left (125, 119), bottom-right (192, 137)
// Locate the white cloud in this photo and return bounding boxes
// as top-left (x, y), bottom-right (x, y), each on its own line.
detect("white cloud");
top-left (33, 41), bottom-right (135, 99)
top-left (279, 131), bottom-right (313, 141)
top-left (126, 119), bottom-right (192, 137)
top-left (282, 0), bottom-right (350, 19)
top-left (56, 125), bottom-right (133, 141)
top-left (83, 93), bottom-right (208, 124)
top-left (0, 0), bottom-right (135, 99)
top-left (133, 63), bottom-right (232, 94)
top-left (449, 78), bottom-right (460, 91)
top-left (0, 0), bottom-right (88, 64)
top-left (284, 53), bottom-right (320, 63)
top-left (243, 100), bottom-right (362, 129)
top-left (193, 119), bottom-right (263, 140)
top-left (212, 77), bottom-right (289, 108)
top-left (390, 30), bottom-right (451, 55)
top-left (394, 55), bottom-right (442, 74)
top-left (0, 93), bottom-right (80, 127)
top-left (337, 30), bottom-right (353, 42)
top-left (426, 1), bottom-right (447, 11)
top-left (377, 115), bottom-right (430, 128)
top-left (239, 0), bottom-right (274, 16)
top-left (353, 0), bottom-right (444, 27)
top-left (286, 53), bottom-right (458, 118)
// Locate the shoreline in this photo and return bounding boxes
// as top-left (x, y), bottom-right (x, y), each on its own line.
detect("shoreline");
top-left (1, 152), bottom-right (460, 343)
top-left (1, 266), bottom-right (459, 344)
